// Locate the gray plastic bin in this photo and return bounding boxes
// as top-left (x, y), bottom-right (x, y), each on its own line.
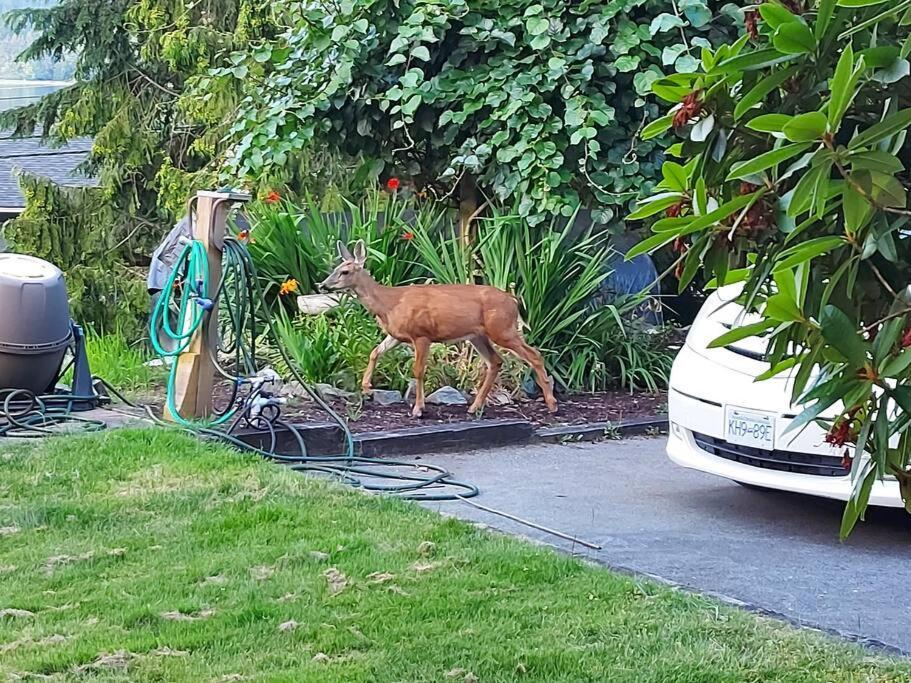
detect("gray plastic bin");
top-left (0, 254), bottom-right (72, 394)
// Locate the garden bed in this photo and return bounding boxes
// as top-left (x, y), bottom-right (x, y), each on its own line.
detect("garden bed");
top-left (280, 390), bottom-right (667, 434)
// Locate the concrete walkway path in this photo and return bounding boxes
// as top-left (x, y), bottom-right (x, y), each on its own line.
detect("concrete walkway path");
top-left (420, 438), bottom-right (911, 653)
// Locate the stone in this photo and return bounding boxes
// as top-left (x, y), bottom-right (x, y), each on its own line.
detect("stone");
top-left (405, 379), bottom-right (417, 402)
top-left (280, 381), bottom-right (312, 400)
top-left (296, 293), bottom-right (341, 315)
top-left (370, 389), bottom-right (404, 406)
top-left (315, 383), bottom-right (354, 401)
top-left (426, 386), bottom-right (468, 406)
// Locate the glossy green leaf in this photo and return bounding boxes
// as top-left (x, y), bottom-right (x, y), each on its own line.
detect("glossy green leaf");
top-left (782, 112), bottom-right (828, 141)
top-left (772, 22), bottom-right (817, 55)
top-left (627, 193), bottom-right (684, 220)
top-left (820, 304), bottom-right (867, 366)
top-left (727, 142), bottom-right (813, 180)
top-left (708, 319), bottom-right (776, 348)
top-left (848, 108), bottom-right (911, 149)
top-left (765, 292), bottom-right (804, 321)
top-left (843, 182), bottom-right (873, 233)
top-left (746, 113), bottom-right (793, 132)
top-left (641, 113), bottom-right (674, 140)
top-left (759, 2), bottom-right (800, 28)
top-left (662, 161), bottom-right (688, 192)
top-left (773, 236), bottom-right (846, 272)
top-left (734, 66), bottom-right (799, 120)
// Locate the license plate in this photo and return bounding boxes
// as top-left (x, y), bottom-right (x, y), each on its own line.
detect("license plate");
top-left (725, 407), bottom-right (775, 451)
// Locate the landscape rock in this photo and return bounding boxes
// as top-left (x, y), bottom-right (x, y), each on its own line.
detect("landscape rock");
top-left (279, 381), bottom-right (312, 400)
top-left (296, 293), bottom-right (341, 315)
top-left (426, 386), bottom-right (467, 406)
top-left (370, 389), bottom-right (404, 406)
top-left (315, 383), bottom-right (354, 401)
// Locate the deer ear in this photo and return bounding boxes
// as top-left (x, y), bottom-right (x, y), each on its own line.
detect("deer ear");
top-left (353, 239), bottom-right (367, 265)
top-left (337, 240), bottom-right (353, 261)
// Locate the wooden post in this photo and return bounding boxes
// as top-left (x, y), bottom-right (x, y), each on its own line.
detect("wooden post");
top-left (166, 189), bottom-right (250, 422)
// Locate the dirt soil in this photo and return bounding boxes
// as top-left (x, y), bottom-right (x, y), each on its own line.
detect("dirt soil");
top-left (277, 390), bottom-right (667, 433)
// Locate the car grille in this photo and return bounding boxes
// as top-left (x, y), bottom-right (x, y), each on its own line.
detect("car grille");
top-left (692, 432), bottom-right (848, 477)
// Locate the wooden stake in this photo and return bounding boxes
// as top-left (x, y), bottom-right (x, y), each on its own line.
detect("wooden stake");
top-left (166, 190), bottom-right (250, 422)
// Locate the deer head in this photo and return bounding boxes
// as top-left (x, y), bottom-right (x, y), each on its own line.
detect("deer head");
top-left (319, 239), bottom-right (368, 292)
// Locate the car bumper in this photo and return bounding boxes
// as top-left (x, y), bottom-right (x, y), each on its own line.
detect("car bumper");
top-left (667, 344), bottom-right (903, 508)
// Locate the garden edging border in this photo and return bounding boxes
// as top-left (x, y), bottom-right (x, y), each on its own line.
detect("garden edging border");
top-left (235, 415), bottom-right (668, 458)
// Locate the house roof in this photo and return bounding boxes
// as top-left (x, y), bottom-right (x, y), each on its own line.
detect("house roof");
top-left (0, 131), bottom-right (96, 214)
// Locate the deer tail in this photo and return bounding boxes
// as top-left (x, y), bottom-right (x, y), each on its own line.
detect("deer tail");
top-left (511, 293), bottom-right (529, 332)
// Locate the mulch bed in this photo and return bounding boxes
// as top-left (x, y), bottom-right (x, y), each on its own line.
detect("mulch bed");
top-left (141, 378), bottom-right (666, 435)
top-left (277, 390), bottom-right (667, 433)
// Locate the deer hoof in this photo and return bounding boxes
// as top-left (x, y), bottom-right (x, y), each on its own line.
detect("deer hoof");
top-left (411, 406), bottom-right (424, 419)
top-left (545, 401), bottom-right (558, 414)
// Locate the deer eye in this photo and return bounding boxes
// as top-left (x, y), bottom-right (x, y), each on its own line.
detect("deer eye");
top-left (340, 269), bottom-right (350, 275)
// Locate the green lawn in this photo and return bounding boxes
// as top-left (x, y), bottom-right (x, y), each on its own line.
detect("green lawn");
top-left (0, 430), bottom-right (908, 682)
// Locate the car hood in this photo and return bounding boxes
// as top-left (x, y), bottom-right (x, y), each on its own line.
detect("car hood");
top-left (685, 284), bottom-right (769, 371)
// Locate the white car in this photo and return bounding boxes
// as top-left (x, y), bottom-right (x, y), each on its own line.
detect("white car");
top-left (667, 285), bottom-right (902, 507)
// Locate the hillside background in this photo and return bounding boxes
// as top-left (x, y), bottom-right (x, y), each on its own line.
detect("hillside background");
top-left (0, 0), bottom-right (74, 81)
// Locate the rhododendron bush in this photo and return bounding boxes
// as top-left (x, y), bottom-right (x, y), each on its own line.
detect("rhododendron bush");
top-left (628, 0), bottom-right (911, 537)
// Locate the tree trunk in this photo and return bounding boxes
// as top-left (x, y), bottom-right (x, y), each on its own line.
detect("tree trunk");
top-left (458, 174), bottom-right (477, 246)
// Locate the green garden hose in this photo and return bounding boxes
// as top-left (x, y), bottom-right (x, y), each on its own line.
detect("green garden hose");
top-left (149, 234), bottom-right (478, 501)
top-left (150, 239), bottom-right (238, 428)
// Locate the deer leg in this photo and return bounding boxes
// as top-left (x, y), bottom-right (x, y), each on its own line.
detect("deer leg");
top-left (494, 335), bottom-right (557, 413)
top-left (411, 338), bottom-right (431, 418)
top-left (468, 336), bottom-right (502, 414)
top-left (361, 335), bottom-right (399, 393)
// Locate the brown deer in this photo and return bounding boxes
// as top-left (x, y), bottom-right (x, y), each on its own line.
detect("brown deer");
top-left (319, 240), bottom-right (557, 418)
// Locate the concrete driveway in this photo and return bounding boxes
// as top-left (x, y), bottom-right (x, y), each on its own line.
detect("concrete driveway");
top-left (421, 438), bottom-right (911, 653)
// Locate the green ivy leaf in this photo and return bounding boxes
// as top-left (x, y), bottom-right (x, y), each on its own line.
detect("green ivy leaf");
top-left (526, 16), bottom-right (550, 36)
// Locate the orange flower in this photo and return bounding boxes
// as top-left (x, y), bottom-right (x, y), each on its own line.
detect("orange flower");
top-left (237, 229), bottom-right (250, 242)
top-left (265, 190), bottom-right (281, 204)
top-left (402, 231), bottom-right (414, 241)
top-left (386, 177), bottom-right (400, 192)
top-left (279, 278), bottom-right (299, 296)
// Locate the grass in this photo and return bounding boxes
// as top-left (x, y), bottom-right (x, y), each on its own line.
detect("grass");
top-left (1, 430), bottom-right (909, 682)
top-left (76, 332), bottom-right (163, 394)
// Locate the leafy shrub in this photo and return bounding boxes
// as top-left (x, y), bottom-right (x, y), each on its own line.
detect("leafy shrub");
top-left (410, 205), bottom-right (674, 391)
top-left (629, 0), bottom-right (911, 535)
top-left (245, 189), bottom-right (435, 303)
top-left (220, 0), bottom-right (741, 226)
top-left (267, 301), bottom-right (465, 393)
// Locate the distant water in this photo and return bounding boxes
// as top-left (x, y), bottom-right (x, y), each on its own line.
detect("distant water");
top-left (0, 79), bottom-right (69, 112)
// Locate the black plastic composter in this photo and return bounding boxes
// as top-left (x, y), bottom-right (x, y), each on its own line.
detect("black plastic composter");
top-left (0, 253), bottom-right (72, 394)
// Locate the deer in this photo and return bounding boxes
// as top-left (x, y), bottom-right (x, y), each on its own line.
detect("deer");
top-left (319, 240), bottom-right (558, 418)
